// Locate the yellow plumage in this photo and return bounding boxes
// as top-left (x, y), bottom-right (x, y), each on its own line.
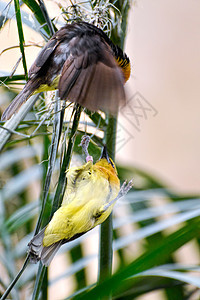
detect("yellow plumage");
top-left (28, 148), bottom-right (120, 266)
top-left (43, 159), bottom-right (119, 246)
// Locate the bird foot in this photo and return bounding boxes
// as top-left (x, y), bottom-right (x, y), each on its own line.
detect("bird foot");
top-left (103, 179), bottom-right (133, 211)
top-left (117, 179), bottom-right (134, 199)
top-left (79, 135), bottom-right (93, 162)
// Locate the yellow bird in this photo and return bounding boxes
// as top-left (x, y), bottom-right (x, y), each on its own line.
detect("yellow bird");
top-left (28, 146), bottom-right (122, 266)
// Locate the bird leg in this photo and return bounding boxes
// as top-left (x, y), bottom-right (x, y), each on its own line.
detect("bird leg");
top-left (102, 179), bottom-right (133, 212)
top-left (79, 135), bottom-right (93, 162)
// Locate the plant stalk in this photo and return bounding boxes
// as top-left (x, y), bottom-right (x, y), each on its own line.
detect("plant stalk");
top-left (98, 115), bottom-right (117, 299)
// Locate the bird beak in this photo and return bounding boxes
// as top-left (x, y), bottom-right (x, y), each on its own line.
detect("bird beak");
top-left (100, 145), bottom-right (111, 163)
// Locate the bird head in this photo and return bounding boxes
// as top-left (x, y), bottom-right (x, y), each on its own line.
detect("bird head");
top-left (96, 145), bottom-right (117, 174)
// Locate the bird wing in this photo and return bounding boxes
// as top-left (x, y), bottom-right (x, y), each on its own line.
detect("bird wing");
top-left (28, 39), bottom-right (59, 78)
top-left (58, 35), bottom-right (126, 114)
top-left (28, 26), bottom-right (71, 78)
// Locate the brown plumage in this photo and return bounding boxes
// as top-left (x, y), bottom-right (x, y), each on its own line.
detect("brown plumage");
top-left (1, 22), bottom-right (130, 121)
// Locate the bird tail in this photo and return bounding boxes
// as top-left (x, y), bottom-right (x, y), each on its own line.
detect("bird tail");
top-left (40, 241), bottom-right (63, 266)
top-left (28, 229), bottom-right (62, 267)
top-left (1, 80), bottom-right (39, 121)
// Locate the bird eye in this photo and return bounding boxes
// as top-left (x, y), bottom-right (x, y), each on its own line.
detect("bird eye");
top-left (88, 171), bottom-right (91, 175)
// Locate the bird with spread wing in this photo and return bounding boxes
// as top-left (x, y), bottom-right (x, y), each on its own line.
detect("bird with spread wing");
top-left (1, 22), bottom-right (130, 120)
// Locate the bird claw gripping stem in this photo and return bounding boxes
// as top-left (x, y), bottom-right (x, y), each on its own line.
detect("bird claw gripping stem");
top-left (79, 135), bottom-right (93, 162)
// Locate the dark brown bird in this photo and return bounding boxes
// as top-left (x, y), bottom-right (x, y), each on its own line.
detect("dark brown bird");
top-left (1, 22), bottom-right (130, 121)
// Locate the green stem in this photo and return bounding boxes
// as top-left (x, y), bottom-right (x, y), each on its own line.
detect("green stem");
top-left (32, 105), bottom-right (82, 299)
top-left (14, 0), bottom-right (28, 80)
top-left (52, 104), bottom-right (82, 214)
top-left (32, 263), bottom-right (47, 300)
top-left (98, 115), bottom-right (117, 298)
top-left (0, 255), bottom-right (30, 300)
top-left (38, 0), bottom-right (55, 36)
top-left (22, 0), bottom-right (51, 38)
top-left (34, 95), bottom-right (61, 235)
top-left (98, 0), bottom-right (130, 293)
top-left (41, 263), bottom-right (48, 300)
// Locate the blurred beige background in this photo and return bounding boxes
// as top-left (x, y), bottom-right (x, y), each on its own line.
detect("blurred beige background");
top-left (0, 0), bottom-right (199, 195)
top-left (118, 0), bottom-right (200, 194)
